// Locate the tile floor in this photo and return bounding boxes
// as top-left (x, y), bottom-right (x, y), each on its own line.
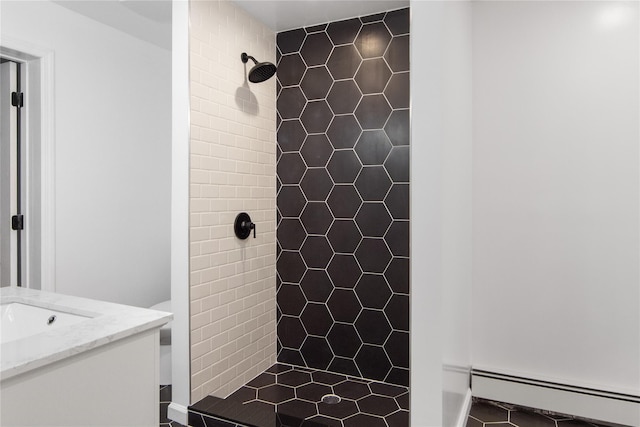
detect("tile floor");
top-left (160, 385), bottom-right (186, 427)
top-left (467, 399), bottom-right (617, 427)
top-left (189, 363), bottom-right (409, 427)
top-left (164, 381), bottom-right (620, 427)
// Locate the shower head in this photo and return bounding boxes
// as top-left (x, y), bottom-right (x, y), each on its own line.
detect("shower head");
top-left (241, 52), bottom-right (277, 83)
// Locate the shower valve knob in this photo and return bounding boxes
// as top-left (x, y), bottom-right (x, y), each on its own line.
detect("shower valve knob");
top-left (234, 212), bottom-right (256, 239)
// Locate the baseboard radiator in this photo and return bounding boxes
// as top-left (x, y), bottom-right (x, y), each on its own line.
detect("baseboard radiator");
top-left (471, 369), bottom-right (640, 426)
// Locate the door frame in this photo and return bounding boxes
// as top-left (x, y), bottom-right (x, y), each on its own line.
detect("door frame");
top-left (1, 36), bottom-right (55, 291)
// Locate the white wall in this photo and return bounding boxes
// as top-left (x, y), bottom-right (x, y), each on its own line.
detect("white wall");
top-left (411, 2), bottom-right (473, 426)
top-left (410, 2), bottom-right (443, 423)
top-left (440, 2), bottom-right (473, 426)
top-left (169, 0), bottom-right (191, 423)
top-left (473, 1), bottom-right (639, 394)
top-left (1, 1), bottom-right (172, 307)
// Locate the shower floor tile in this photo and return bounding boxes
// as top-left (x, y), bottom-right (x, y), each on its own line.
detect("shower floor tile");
top-left (189, 363), bottom-right (409, 427)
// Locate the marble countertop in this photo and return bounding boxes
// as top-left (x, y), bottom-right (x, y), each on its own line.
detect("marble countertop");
top-left (1, 287), bottom-right (172, 381)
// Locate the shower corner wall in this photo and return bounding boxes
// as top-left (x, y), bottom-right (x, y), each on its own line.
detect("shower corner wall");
top-left (275, 7), bottom-right (411, 388)
top-left (188, 0), bottom-right (278, 404)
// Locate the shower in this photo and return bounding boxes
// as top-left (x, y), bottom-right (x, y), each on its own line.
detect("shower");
top-left (241, 52), bottom-right (277, 83)
top-left (185, 4), bottom-right (413, 426)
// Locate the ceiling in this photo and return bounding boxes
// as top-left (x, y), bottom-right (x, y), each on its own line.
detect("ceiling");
top-left (53, 0), bottom-right (409, 50)
top-left (232, 0), bottom-right (409, 32)
top-left (54, 0), bottom-right (172, 50)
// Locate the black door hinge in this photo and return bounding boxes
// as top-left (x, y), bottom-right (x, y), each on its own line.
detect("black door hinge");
top-left (11, 215), bottom-right (24, 230)
top-left (11, 92), bottom-right (24, 108)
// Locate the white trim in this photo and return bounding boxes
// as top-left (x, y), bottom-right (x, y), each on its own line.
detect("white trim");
top-left (39, 49), bottom-right (55, 293)
top-left (455, 389), bottom-right (473, 427)
top-left (170, 0), bottom-right (191, 421)
top-left (167, 402), bottom-right (188, 426)
top-left (471, 364), bottom-right (640, 397)
top-left (471, 369), bottom-right (640, 426)
top-left (410, 2), bottom-right (445, 425)
top-left (0, 36), bottom-right (56, 292)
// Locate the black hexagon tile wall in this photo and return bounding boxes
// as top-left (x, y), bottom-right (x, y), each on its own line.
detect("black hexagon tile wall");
top-left (275, 8), bottom-right (410, 387)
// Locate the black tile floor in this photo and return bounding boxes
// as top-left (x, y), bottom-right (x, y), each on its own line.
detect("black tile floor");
top-left (189, 363), bottom-right (409, 427)
top-left (165, 380), bottom-right (621, 427)
top-left (160, 385), bottom-right (186, 427)
top-left (466, 399), bottom-right (619, 427)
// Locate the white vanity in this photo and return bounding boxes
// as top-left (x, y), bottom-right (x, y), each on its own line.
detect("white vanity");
top-left (0, 287), bottom-right (172, 426)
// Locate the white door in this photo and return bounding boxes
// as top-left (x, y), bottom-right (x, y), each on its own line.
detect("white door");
top-left (1, 59), bottom-right (24, 287)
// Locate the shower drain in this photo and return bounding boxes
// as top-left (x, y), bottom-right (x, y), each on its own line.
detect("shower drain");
top-left (321, 394), bottom-right (341, 405)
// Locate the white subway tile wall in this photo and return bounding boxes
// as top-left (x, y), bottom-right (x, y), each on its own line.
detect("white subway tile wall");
top-left (189, 0), bottom-right (277, 403)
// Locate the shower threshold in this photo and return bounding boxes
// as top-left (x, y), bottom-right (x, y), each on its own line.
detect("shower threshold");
top-left (188, 363), bottom-right (409, 427)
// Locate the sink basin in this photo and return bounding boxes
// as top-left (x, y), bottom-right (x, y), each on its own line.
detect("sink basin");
top-left (0, 302), bottom-right (90, 344)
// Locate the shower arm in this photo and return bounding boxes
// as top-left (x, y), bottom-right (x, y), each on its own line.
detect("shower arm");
top-left (241, 53), bottom-right (258, 65)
